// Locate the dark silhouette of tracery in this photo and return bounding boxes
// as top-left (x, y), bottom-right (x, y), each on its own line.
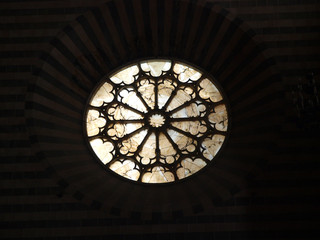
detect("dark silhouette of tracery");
top-left (86, 60), bottom-right (228, 183)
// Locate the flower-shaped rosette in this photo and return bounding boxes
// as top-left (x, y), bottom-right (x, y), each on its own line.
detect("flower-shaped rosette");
top-left (86, 60), bottom-right (228, 183)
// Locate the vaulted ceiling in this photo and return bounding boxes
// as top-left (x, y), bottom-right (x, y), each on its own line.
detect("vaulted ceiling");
top-left (1, 0), bottom-right (319, 239)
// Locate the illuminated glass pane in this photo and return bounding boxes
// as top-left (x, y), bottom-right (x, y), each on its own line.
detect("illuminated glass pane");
top-left (118, 88), bottom-right (147, 113)
top-left (139, 133), bottom-right (157, 165)
top-left (167, 87), bottom-right (195, 112)
top-left (198, 78), bottom-right (223, 102)
top-left (167, 129), bottom-right (197, 154)
top-left (140, 60), bottom-right (171, 77)
top-left (86, 109), bottom-right (106, 137)
top-left (110, 65), bottom-right (139, 84)
top-left (171, 120), bottom-right (207, 136)
top-left (173, 63), bottom-right (202, 82)
top-left (158, 79), bottom-right (177, 109)
top-left (177, 158), bottom-right (206, 179)
top-left (85, 59), bottom-right (229, 183)
top-left (137, 79), bottom-right (156, 109)
top-left (119, 129), bottom-right (147, 156)
top-left (208, 104), bottom-right (228, 131)
top-left (109, 160), bottom-right (140, 181)
top-left (90, 82), bottom-right (114, 107)
top-left (107, 122), bottom-right (143, 140)
top-left (107, 104), bottom-right (143, 120)
top-left (90, 139), bottom-right (113, 164)
top-left (171, 102), bottom-right (206, 118)
top-left (159, 133), bottom-right (178, 164)
top-left (202, 134), bottom-right (225, 160)
top-left (142, 166), bottom-right (174, 183)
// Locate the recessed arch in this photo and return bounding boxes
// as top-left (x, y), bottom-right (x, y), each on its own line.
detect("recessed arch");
top-left (26, 0), bottom-right (280, 218)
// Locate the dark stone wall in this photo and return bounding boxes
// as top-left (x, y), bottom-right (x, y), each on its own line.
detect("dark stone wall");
top-left (0, 0), bottom-right (319, 239)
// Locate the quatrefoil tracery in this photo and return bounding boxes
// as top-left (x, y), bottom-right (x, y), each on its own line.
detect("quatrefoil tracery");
top-left (86, 60), bottom-right (228, 183)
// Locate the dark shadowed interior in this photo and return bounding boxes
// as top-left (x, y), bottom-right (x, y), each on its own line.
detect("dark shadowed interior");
top-left (1, 0), bottom-right (319, 239)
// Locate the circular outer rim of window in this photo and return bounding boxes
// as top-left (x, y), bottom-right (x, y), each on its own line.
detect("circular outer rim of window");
top-left (85, 59), bottom-right (229, 184)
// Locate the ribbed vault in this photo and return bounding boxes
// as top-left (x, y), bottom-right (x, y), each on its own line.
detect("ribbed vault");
top-left (26, 0), bottom-right (280, 218)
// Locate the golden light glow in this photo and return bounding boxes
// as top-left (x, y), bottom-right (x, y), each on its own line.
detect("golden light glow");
top-left (86, 59), bottom-right (228, 183)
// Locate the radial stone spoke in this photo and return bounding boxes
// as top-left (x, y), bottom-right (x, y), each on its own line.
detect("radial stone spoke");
top-left (86, 59), bottom-right (228, 183)
top-left (168, 125), bottom-right (197, 139)
top-left (169, 98), bottom-right (198, 115)
top-left (155, 130), bottom-right (160, 163)
top-left (120, 126), bottom-right (147, 141)
top-left (133, 82), bottom-right (153, 111)
top-left (118, 102), bottom-right (145, 116)
top-left (109, 119), bottom-right (145, 124)
top-left (133, 130), bottom-right (152, 158)
top-left (163, 88), bottom-right (178, 111)
top-left (155, 78), bottom-right (159, 110)
top-left (163, 131), bottom-right (182, 155)
top-left (169, 117), bottom-right (205, 122)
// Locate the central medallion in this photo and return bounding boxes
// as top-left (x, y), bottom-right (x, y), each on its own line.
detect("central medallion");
top-left (85, 59), bottom-right (229, 183)
top-left (149, 113), bottom-right (165, 128)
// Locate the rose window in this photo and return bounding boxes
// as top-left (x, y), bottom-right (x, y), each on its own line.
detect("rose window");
top-left (85, 59), bottom-right (229, 183)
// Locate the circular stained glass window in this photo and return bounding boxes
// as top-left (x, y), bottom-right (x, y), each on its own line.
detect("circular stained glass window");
top-left (85, 59), bottom-right (229, 183)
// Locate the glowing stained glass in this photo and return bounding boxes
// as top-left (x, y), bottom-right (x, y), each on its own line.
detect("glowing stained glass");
top-left (173, 63), bottom-right (202, 82)
top-left (176, 158), bottom-right (207, 179)
top-left (110, 65), bottom-right (139, 84)
top-left (198, 78), bottom-right (223, 102)
top-left (86, 110), bottom-right (106, 137)
top-left (141, 60), bottom-right (171, 77)
top-left (109, 160), bottom-right (140, 181)
top-left (85, 59), bottom-right (229, 183)
top-left (90, 82), bottom-right (114, 107)
top-left (142, 166), bottom-right (175, 183)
